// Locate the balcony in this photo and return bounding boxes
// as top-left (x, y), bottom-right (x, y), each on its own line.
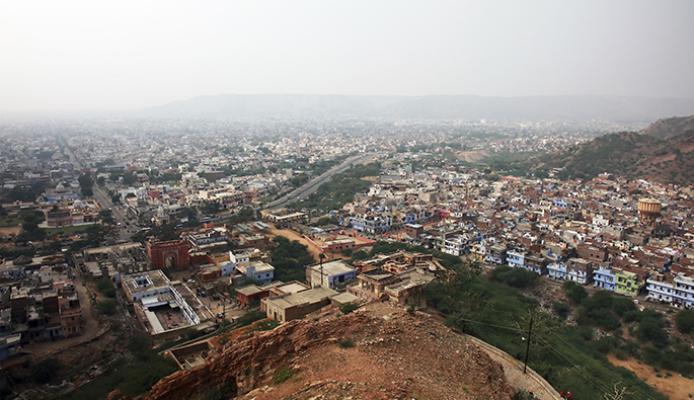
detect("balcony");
top-left (647, 285), bottom-right (673, 296)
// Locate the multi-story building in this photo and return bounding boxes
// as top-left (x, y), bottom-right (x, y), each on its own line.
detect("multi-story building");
top-left (566, 258), bottom-right (593, 285)
top-left (439, 234), bottom-right (470, 257)
top-left (576, 243), bottom-right (607, 264)
top-left (673, 273), bottom-right (694, 308)
top-left (263, 286), bottom-right (339, 323)
top-left (485, 243), bottom-right (507, 265)
top-left (646, 272), bottom-right (677, 304)
top-left (349, 215), bottom-right (392, 234)
top-left (614, 268), bottom-right (644, 297)
top-left (506, 250), bottom-right (525, 269)
top-left (522, 254), bottom-right (547, 275)
top-left (261, 210), bottom-right (308, 228)
top-left (548, 261), bottom-right (568, 280)
top-left (648, 267), bottom-right (694, 308)
top-left (593, 265), bottom-right (616, 291)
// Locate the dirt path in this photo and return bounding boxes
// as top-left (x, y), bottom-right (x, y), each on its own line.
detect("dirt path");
top-left (467, 335), bottom-right (562, 400)
top-left (267, 225), bottom-right (353, 262)
top-left (268, 227), bottom-right (320, 260)
top-left (418, 307), bottom-right (561, 400)
top-left (0, 226), bottom-right (21, 236)
top-left (608, 354), bottom-right (694, 400)
top-left (26, 280), bottom-right (103, 359)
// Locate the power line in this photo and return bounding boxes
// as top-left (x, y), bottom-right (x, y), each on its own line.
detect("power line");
top-left (539, 336), bottom-right (655, 400)
top-left (443, 309), bottom-right (659, 400)
top-left (454, 317), bottom-right (524, 332)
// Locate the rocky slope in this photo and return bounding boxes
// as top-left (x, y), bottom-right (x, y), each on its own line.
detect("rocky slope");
top-left (130, 304), bottom-right (517, 400)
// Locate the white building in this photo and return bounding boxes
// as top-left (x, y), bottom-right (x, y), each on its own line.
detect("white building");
top-left (236, 261), bottom-right (275, 284)
top-left (647, 271), bottom-right (694, 308)
top-left (308, 260), bottom-right (357, 289)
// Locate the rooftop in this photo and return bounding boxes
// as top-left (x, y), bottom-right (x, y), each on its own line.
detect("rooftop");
top-left (265, 286), bottom-right (338, 310)
top-left (309, 260), bottom-right (355, 276)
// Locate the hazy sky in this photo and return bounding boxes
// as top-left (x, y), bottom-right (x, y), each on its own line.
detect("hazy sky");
top-left (1, 0), bottom-right (694, 112)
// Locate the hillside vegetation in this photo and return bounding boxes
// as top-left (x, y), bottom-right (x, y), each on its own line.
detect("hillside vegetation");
top-left (487, 115), bottom-right (694, 185)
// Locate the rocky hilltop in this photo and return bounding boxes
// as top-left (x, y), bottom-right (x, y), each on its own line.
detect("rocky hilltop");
top-left (131, 304), bottom-right (517, 400)
top-left (642, 114), bottom-right (694, 139)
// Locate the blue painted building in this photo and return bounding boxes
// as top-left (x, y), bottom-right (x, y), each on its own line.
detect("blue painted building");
top-left (593, 265), bottom-right (616, 291)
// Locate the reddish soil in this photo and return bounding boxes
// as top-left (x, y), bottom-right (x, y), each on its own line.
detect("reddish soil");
top-left (608, 354), bottom-right (694, 400)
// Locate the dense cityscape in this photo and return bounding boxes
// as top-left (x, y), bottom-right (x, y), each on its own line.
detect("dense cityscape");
top-left (2, 1), bottom-right (694, 399)
top-left (0, 114), bottom-right (692, 400)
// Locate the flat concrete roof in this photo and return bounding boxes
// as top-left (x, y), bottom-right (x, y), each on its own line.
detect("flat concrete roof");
top-left (331, 292), bottom-right (358, 304)
top-left (309, 260), bottom-right (355, 276)
top-left (277, 282), bottom-right (309, 294)
top-left (266, 287), bottom-right (337, 310)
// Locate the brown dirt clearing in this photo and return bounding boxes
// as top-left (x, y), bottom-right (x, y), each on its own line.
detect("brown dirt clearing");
top-left (608, 354), bottom-right (694, 400)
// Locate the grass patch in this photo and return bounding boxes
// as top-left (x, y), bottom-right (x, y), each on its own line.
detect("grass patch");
top-left (236, 310), bottom-right (267, 327)
top-left (340, 303), bottom-right (358, 314)
top-left (272, 367), bottom-right (294, 384)
top-left (338, 338), bottom-right (355, 348)
top-left (254, 320), bottom-right (279, 331)
top-left (0, 215), bottom-right (21, 227)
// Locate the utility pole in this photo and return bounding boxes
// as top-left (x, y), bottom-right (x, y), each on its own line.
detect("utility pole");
top-left (523, 311), bottom-right (534, 374)
top-left (222, 294), bottom-right (226, 320)
top-left (319, 253), bottom-right (326, 287)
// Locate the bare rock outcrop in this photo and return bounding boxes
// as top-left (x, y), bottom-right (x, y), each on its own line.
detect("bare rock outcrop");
top-left (142, 305), bottom-right (516, 400)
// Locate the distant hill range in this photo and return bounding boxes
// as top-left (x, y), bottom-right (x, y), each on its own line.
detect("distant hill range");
top-left (138, 94), bottom-right (694, 122)
top-left (532, 115), bottom-right (694, 185)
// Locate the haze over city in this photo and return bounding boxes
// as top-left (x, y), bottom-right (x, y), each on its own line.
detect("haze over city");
top-left (1, 0), bottom-right (694, 113)
top-left (2, 2), bottom-right (694, 400)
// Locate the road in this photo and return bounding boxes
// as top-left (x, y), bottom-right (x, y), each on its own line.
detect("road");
top-left (264, 153), bottom-right (375, 210)
top-left (59, 136), bottom-right (137, 241)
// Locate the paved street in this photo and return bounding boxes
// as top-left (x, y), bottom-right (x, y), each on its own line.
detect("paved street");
top-left (60, 136), bottom-right (137, 241)
top-left (264, 153), bottom-right (375, 209)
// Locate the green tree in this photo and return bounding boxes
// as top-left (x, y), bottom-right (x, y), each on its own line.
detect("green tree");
top-left (5, 181), bottom-right (47, 202)
top-left (636, 311), bottom-right (668, 347)
top-left (31, 358), bottom-right (61, 383)
top-left (122, 171), bottom-right (137, 185)
top-left (552, 301), bottom-right (570, 320)
top-left (675, 309), bottom-right (694, 335)
top-left (490, 266), bottom-right (538, 288)
top-left (17, 209), bottom-right (46, 242)
top-left (226, 207), bottom-right (255, 224)
top-left (99, 209), bottom-right (115, 225)
top-left (78, 174), bottom-right (94, 197)
top-left (97, 299), bottom-right (117, 315)
top-left (563, 281), bottom-right (588, 305)
top-left (271, 236), bottom-right (314, 281)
